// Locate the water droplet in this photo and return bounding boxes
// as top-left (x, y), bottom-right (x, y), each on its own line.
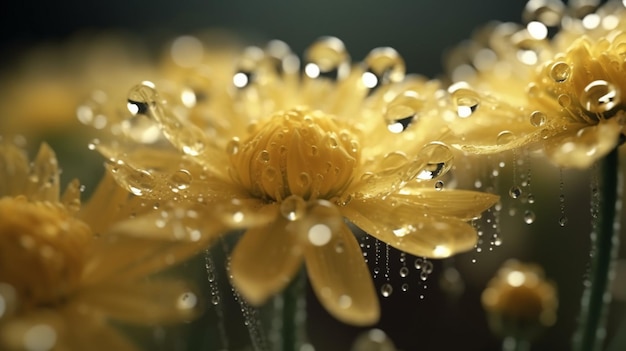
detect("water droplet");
top-left (304, 37), bottom-right (350, 81)
top-left (523, 210), bottom-right (536, 224)
top-left (399, 267), bottom-right (409, 278)
top-left (258, 150), bottom-right (270, 163)
top-left (170, 169), bottom-right (192, 192)
top-left (211, 295), bottom-right (220, 305)
top-left (497, 130), bottom-right (515, 145)
top-left (298, 172), bottom-right (311, 188)
top-left (549, 61), bottom-right (571, 82)
top-left (362, 47), bottom-right (405, 91)
top-left (280, 195), bottom-right (307, 221)
top-left (380, 283), bottom-right (393, 297)
top-left (401, 283), bottom-right (409, 292)
top-left (414, 258), bottom-right (423, 270)
top-left (509, 185), bottom-right (523, 199)
top-left (338, 294), bottom-right (352, 309)
top-left (581, 80), bottom-right (620, 113)
top-left (232, 46), bottom-right (264, 89)
top-left (527, 193), bottom-right (535, 203)
top-left (226, 138), bottom-right (240, 155)
top-left (529, 111), bottom-right (547, 127)
top-left (417, 142), bottom-right (454, 180)
top-left (558, 94), bottom-right (572, 108)
top-left (559, 215), bottom-right (569, 227)
top-left (177, 292), bottom-right (198, 310)
top-left (435, 180), bottom-right (444, 191)
top-left (450, 84), bottom-right (480, 118)
top-left (384, 91), bottom-right (422, 133)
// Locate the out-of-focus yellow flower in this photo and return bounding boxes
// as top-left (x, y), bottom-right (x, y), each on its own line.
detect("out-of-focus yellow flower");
top-left (441, 0), bottom-right (626, 168)
top-left (0, 142), bottom-right (204, 351)
top-left (482, 259), bottom-right (558, 341)
top-left (0, 34), bottom-right (154, 137)
top-left (92, 36), bottom-right (499, 326)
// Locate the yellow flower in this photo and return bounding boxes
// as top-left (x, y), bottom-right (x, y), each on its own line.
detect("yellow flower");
top-left (93, 37), bottom-right (499, 326)
top-left (0, 142), bottom-right (204, 351)
top-left (441, 1), bottom-right (626, 168)
top-left (482, 259), bottom-right (558, 340)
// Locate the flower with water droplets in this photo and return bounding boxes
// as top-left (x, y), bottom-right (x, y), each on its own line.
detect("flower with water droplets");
top-left (0, 141), bottom-right (204, 351)
top-left (441, 0), bottom-right (626, 168)
top-left (482, 259), bottom-right (558, 341)
top-left (92, 36), bottom-right (499, 326)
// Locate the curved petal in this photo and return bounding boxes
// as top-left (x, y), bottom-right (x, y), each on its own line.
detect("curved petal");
top-left (82, 234), bottom-right (206, 285)
top-left (70, 280), bottom-right (200, 325)
top-left (342, 198), bottom-right (477, 258)
top-left (63, 311), bottom-right (140, 351)
top-left (392, 186), bottom-right (499, 220)
top-left (230, 216), bottom-right (303, 306)
top-left (544, 120), bottom-right (621, 169)
top-left (23, 143), bottom-right (60, 202)
top-left (304, 223), bottom-right (379, 326)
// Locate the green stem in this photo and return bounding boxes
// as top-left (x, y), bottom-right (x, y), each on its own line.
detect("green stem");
top-left (574, 147), bottom-right (621, 351)
top-left (503, 337), bottom-right (531, 351)
top-left (281, 270), bottom-right (306, 351)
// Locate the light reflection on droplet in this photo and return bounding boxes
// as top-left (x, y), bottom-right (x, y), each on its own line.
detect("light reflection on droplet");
top-left (24, 324), bottom-right (57, 351)
top-left (308, 223), bottom-right (332, 246)
top-left (380, 283), bottom-right (393, 297)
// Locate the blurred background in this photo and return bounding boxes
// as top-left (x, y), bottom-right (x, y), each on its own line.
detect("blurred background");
top-left (2, 1), bottom-right (626, 350)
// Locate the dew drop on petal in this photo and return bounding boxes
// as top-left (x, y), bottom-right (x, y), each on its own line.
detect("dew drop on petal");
top-left (450, 84), bottom-right (480, 118)
top-left (384, 91), bottom-right (422, 133)
top-left (496, 131), bottom-right (515, 145)
top-left (362, 47), bottom-right (405, 91)
top-left (581, 80), bottom-right (620, 113)
top-left (529, 111), bottom-right (546, 127)
top-left (558, 94), bottom-right (572, 108)
top-left (523, 210), bottom-right (536, 224)
top-left (417, 142), bottom-right (454, 180)
top-left (380, 283), bottom-right (393, 297)
top-left (549, 61), bottom-right (571, 82)
top-left (338, 294), bottom-right (352, 309)
top-left (226, 138), bottom-right (240, 155)
top-left (177, 292), bottom-right (198, 310)
top-left (308, 223), bottom-right (332, 246)
top-left (435, 180), bottom-right (444, 191)
top-left (304, 36), bottom-right (350, 81)
top-left (170, 169), bottom-right (192, 192)
top-left (280, 195), bottom-right (306, 221)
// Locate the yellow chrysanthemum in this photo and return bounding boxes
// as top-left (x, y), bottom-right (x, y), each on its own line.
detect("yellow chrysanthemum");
top-left (0, 142), bottom-right (205, 351)
top-left (440, 0), bottom-right (626, 168)
top-left (482, 259), bottom-right (558, 340)
top-left (91, 37), bottom-right (499, 325)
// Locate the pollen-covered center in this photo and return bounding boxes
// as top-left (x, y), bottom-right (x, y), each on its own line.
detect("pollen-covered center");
top-left (0, 196), bottom-right (92, 312)
top-left (229, 107), bottom-right (360, 202)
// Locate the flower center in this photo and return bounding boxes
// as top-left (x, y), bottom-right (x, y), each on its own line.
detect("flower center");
top-left (0, 197), bottom-right (92, 312)
top-left (229, 107), bottom-right (360, 202)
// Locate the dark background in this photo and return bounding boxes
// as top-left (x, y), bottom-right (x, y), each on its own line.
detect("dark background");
top-left (0, 0), bottom-right (527, 77)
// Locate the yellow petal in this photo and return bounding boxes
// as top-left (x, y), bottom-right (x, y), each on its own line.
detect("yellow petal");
top-left (79, 171), bottom-right (133, 235)
top-left (304, 223), bottom-right (379, 326)
top-left (82, 234), bottom-right (206, 285)
top-left (392, 186), bottom-right (499, 220)
top-left (63, 311), bottom-right (140, 351)
top-left (544, 121), bottom-right (621, 169)
top-left (230, 214), bottom-right (303, 305)
top-left (342, 198), bottom-right (477, 258)
top-left (70, 280), bottom-right (200, 325)
top-left (0, 309), bottom-right (68, 351)
top-left (348, 153), bottom-right (426, 197)
top-left (0, 142), bottom-right (30, 197)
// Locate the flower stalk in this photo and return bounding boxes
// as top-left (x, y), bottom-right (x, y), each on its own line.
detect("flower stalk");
top-left (280, 270), bottom-right (307, 351)
top-left (574, 147), bottom-right (621, 351)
